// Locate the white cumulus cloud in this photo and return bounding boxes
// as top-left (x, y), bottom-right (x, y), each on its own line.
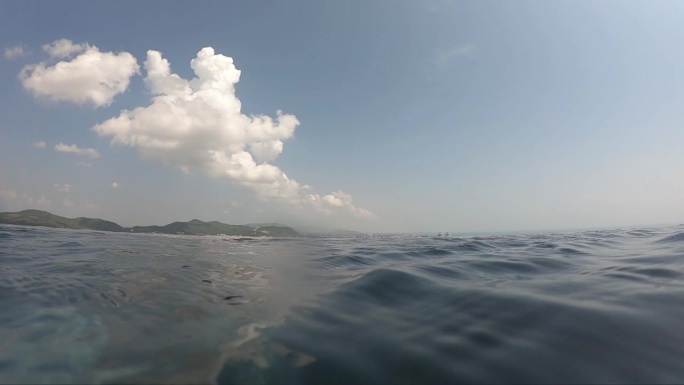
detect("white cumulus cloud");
top-left (19, 39), bottom-right (139, 107)
top-left (54, 143), bottom-right (100, 158)
top-left (32, 141), bottom-right (47, 148)
top-left (94, 47), bottom-right (373, 219)
top-left (4, 44), bottom-right (26, 59)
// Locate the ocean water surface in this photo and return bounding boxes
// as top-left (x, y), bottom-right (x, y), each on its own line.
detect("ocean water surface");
top-left (2, 224), bottom-right (684, 383)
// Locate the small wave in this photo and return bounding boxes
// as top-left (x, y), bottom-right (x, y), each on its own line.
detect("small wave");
top-left (353, 247), bottom-right (381, 256)
top-left (628, 267), bottom-right (682, 280)
top-left (55, 241), bottom-right (85, 248)
top-left (374, 251), bottom-right (415, 262)
top-left (450, 240), bottom-right (495, 252)
top-left (556, 247), bottom-right (587, 255)
top-left (407, 247), bottom-right (453, 257)
top-left (654, 232), bottom-right (684, 244)
top-left (314, 254), bottom-right (376, 269)
top-left (531, 241), bottom-right (557, 249)
top-left (413, 264), bottom-right (468, 281)
top-left (335, 268), bottom-right (441, 307)
top-left (524, 257), bottom-right (576, 271)
top-left (467, 259), bottom-right (541, 275)
top-left (627, 229), bottom-right (657, 237)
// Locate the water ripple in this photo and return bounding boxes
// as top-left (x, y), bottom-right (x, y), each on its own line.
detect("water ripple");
top-left (2, 224), bottom-right (684, 383)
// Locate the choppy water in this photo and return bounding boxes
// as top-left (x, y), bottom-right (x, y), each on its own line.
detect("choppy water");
top-left (2, 224), bottom-right (684, 384)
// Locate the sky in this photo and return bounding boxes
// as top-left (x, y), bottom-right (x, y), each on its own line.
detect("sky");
top-left (1, 1), bottom-right (684, 233)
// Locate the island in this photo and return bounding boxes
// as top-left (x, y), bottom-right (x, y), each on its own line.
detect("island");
top-left (0, 209), bottom-right (300, 237)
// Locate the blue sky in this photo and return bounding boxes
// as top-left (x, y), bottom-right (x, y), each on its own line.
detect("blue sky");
top-left (1, 1), bottom-right (684, 233)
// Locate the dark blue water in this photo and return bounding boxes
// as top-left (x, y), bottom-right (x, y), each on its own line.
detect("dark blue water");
top-left (2, 224), bottom-right (684, 384)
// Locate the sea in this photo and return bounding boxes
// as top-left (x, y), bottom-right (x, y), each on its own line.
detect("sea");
top-left (2, 223), bottom-right (684, 384)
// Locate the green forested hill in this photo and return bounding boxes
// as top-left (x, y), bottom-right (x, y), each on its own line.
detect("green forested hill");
top-left (0, 209), bottom-right (126, 231)
top-left (0, 210), bottom-right (300, 237)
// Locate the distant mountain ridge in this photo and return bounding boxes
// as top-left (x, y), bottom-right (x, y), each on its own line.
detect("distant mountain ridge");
top-left (0, 209), bottom-right (300, 237)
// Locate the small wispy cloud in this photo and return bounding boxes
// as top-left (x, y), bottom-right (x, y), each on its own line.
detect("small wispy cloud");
top-left (111, 182), bottom-right (120, 189)
top-left (54, 143), bottom-right (100, 158)
top-left (4, 44), bottom-right (26, 60)
top-left (84, 202), bottom-right (100, 211)
top-left (42, 39), bottom-right (92, 59)
top-left (32, 141), bottom-right (47, 148)
top-left (76, 162), bottom-right (94, 168)
top-left (222, 201), bottom-right (242, 214)
top-left (435, 44), bottom-right (476, 67)
top-left (53, 183), bottom-right (71, 193)
top-left (0, 189), bottom-right (51, 206)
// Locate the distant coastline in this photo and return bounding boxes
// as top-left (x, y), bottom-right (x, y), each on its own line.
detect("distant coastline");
top-left (0, 209), bottom-right (300, 237)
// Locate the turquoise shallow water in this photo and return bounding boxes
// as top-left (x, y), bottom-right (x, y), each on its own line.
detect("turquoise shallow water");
top-left (2, 224), bottom-right (684, 384)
